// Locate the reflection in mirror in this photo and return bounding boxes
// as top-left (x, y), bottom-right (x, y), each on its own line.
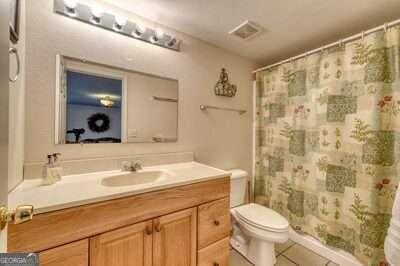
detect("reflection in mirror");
top-left (66, 71), bottom-right (123, 143)
top-left (56, 55), bottom-right (178, 144)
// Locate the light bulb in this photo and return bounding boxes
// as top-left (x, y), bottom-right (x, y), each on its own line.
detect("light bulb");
top-left (167, 37), bottom-right (177, 47)
top-left (132, 22), bottom-right (146, 37)
top-left (63, 0), bottom-right (77, 9)
top-left (91, 6), bottom-right (103, 24)
top-left (115, 16), bottom-right (127, 26)
top-left (91, 6), bottom-right (103, 18)
top-left (114, 16), bottom-right (128, 31)
top-left (150, 35), bottom-right (158, 43)
top-left (155, 29), bottom-right (164, 39)
top-left (150, 29), bottom-right (164, 43)
top-left (136, 23), bottom-right (146, 33)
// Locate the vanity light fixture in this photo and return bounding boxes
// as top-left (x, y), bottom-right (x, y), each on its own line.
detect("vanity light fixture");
top-left (90, 6), bottom-right (104, 24)
top-left (54, 0), bottom-right (181, 51)
top-left (63, 0), bottom-right (77, 16)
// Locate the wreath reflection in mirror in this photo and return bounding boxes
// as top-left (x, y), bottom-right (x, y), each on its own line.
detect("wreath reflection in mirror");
top-left (87, 113), bottom-right (110, 133)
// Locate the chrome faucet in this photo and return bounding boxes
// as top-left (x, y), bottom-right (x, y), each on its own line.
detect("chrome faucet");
top-left (132, 161), bottom-right (143, 171)
top-left (121, 161), bottom-right (143, 172)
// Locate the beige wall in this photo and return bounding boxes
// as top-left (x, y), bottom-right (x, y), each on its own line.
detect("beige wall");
top-left (8, 0), bottom-right (25, 191)
top-left (24, 0), bottom-right (256, 176)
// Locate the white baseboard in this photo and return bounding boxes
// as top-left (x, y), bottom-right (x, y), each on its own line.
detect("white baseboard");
top-left (289, 228), bottom-right (363, 266)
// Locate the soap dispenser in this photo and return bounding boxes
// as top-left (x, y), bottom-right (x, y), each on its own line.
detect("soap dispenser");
top-left (51, 153), bottom-right (63, 181)
top-left (41, 153), bottom-right (63, 186)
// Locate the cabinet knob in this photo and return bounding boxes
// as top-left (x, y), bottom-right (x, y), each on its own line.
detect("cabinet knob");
top-left (214, 220), bottom-right (220, 226)
top-left (145, 225), bottom-right (153, 235)
top-left (155, 222), bottom-right (163, 232)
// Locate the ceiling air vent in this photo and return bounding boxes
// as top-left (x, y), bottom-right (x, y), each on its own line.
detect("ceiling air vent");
top-left (229, 20), bottom-right (263, 40)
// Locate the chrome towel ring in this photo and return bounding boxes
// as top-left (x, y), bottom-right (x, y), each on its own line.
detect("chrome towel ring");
top-left (9, 47), bottom-right (20, 83)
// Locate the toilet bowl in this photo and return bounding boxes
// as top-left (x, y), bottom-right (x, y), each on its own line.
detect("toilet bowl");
top-left (229, 169), bottom-right (289, 266)
top-left (231, 203), bottom-right (289, 265)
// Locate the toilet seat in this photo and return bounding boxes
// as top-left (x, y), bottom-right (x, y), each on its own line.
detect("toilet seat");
top-left (234, 203), bottom-right (289, 233)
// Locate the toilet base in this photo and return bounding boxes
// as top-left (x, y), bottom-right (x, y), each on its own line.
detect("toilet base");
top-left (247, 238), bottom-right (276, 266)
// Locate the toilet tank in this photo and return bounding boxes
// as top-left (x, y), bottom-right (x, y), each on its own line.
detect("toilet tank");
top-left (229, 169), bottom-right (248, 208)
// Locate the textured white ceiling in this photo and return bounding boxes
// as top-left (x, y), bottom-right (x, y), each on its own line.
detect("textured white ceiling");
top-left (101, 0), bottom-right (400, 65)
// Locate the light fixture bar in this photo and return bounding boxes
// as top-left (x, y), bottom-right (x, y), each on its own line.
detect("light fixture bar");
top-left (54, 0), bottom-right (181, 51)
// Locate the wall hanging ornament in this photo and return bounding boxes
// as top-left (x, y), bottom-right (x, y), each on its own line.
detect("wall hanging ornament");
top-left (87, 113), bottom-right (110, 133)
top-left (214, 68), bottom-right (237, 97)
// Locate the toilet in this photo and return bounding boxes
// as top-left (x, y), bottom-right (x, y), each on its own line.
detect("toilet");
top-left (230, 169), bottom-right (289, 266)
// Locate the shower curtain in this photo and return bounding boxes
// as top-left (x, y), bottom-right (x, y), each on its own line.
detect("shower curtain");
top-left (255, 27), bottom-right (400, 266)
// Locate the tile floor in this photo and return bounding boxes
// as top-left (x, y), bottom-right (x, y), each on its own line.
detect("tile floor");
top-left (230, 240), bottom-right (339, 266)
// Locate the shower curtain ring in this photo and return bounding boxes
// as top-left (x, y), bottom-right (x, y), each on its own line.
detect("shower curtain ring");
top-left (384, 23), bottom-right (388, 33)
top-left (361, 31), bottom-right (365, 41)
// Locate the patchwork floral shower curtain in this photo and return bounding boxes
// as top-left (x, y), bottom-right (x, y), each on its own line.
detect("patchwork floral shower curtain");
top-left (255, 28), bottom-right (400, 266)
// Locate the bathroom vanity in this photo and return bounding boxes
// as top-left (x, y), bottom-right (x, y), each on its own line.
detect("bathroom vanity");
top-left (7, 162), bottom-right (231, 266)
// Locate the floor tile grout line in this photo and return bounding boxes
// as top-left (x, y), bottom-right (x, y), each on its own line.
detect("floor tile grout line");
top-left (276, 242), bottom-right (297, 257)
top-left (290, 242), bottom-right (331, 263)
top-left (280, 254), bottom-right (300, 265)
top-left (230, 246), bottom-right (255, 265)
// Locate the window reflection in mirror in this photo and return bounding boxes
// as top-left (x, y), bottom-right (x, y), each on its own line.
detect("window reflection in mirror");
top-left (66, 71), bottom-right (123, 143)
top-left (56, 55), bottom-right (178, 144)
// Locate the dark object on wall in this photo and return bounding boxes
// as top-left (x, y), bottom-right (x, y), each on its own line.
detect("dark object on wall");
top-left (67, 128), bottom-right (85, 143)
top-left (214, 68), bottom-right (237, 97)
top-left (87, 113), bottom-right (110, 133)
top-left (10, 0), bottom-right (20, 43)
top-left (81, 137), bottom-right (121, 143)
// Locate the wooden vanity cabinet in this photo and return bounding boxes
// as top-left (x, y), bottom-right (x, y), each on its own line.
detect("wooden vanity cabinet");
top-left (91, 208), bottom-right (197, 266)
top-left (8, 177), bottom-right (230, 266)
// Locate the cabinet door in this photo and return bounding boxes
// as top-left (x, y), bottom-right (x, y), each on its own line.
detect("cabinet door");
top-left (39, 239), bottom-right (88, 266)
top-left (153, 208), bottom-right (197, 266)
top-left (90, 220), bottom-right (153, 266)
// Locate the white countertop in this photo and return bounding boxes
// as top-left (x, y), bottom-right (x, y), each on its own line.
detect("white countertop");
top-left (8, 162), bottom-right (230, 214)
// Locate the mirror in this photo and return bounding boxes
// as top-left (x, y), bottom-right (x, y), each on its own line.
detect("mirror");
top-left (56, 55), bottom-right (178, 144)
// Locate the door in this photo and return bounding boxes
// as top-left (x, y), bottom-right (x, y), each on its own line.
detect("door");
top-left (0, 0), bottom-right (10, 253)
top-left (153, 208), bottom-right (197, 266)
top-left (90, 220), bottom-right (153, 266)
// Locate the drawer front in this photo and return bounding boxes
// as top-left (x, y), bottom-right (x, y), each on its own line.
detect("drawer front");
top-left (198, 197), bottom-right (230, 249)
top-left (198, 237), bottom-right (230, 266)
top-left (39, 239), bottom-right (88, 266)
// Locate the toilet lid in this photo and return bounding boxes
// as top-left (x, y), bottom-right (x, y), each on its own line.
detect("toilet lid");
top-left (235, 203), bottom-right (289, 232)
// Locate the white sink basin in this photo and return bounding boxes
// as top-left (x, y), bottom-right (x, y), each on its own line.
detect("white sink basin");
top-left (101, 170), bottom-right (169, 187)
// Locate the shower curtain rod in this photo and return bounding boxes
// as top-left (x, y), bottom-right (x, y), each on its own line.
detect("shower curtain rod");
top-left (253, 18), bottom-right (400, 74)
